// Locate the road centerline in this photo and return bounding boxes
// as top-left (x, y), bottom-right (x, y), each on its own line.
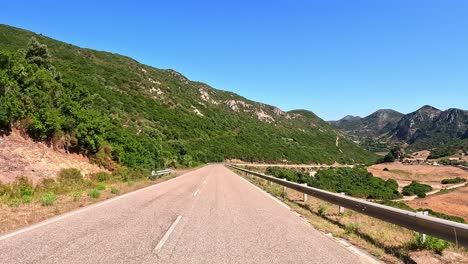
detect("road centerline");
top-left (154, 215), bottom-right (183, 253)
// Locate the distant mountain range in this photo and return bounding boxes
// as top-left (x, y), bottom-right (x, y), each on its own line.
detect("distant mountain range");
top-left (330, 106), bottom-right (468, 153)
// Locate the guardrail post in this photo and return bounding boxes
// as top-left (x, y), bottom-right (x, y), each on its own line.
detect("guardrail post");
top-left (301, 184), bottom-right (308, 202)
top-left (417, 211), bottom-right (429, 243)
top-left (226, 164), bottom-right (468, 247)
top-left (339, 192), bottom-right (346, 214)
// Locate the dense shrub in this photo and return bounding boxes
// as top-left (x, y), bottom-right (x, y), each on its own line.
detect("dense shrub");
top-left (265, 167), bottom-right (309, 184)
top-left (41, 192), bottom-right (57, 206)
top-left (265, 167), bottom-right (401, 200)
top-left (411, 233), bottom-right (449, 254)
top-left (88, 189), bottom-right (100, 199)
top-left (441, 177), bottom-right (466, 184)
top-left (89, 172), bottom-right (111, 182)
top-left (309, 167), bottom-right (402, 200)
top-left (402, 181), bottom-right (432, 197)
top-left (8, 176), bottom-right (34, 199)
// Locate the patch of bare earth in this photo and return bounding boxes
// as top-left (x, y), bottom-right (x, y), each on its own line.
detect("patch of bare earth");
top-left (410, 150), bottom-right (431, 160)
top-left (409, 250), bottom-right (468, 264)
top-left (0, 131), bottom-right (104, 184)
top-left (368, 162), bottom-right (468, 190)
top-left (407, 187), bottom-right (468, 221)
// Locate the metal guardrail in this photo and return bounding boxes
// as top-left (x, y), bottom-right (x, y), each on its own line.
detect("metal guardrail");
top-left (227, 164), bottom-right (468, 247)
top-left (151, 169), bottom-right (173, 176)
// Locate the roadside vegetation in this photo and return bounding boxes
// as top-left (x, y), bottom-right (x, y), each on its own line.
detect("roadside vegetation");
top-left (0, 167), bottom-right (172, 208)
top-left (266, 166), bottom-right (401, 200)
top-left (0, 167), bottom-right (176, 234)
top-left (236, 168), bottom-right (467, 262)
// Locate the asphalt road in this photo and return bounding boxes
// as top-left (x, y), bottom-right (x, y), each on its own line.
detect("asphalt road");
top-left (0, 165), bottom-right (370, 264)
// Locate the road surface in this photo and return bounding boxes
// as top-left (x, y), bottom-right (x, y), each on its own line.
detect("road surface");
top-left (0, 165), bottom-right (371, 263)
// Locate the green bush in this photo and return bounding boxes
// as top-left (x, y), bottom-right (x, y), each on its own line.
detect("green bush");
top-left (110, 187), bottom-right (120, 194)
top-left (22, 195), bottom-right (32, 204)
top-left (266, 166), bottom-right (402, 200)
top-left (87, 189), bottom-right (100, 199)
top-left (402, 181), bottom-right (432, 197)
top-left (8, 198), bottom-right (21, 207)
top-left (318, 204), bottom-right (328, 216)
top-left (11, 176), bottom-right (34, 198)
top-left (90, 171), bottom-right (111, 182)
top-left (112, 167), bottom-right (130, 182)
top-left (441, 177), bottom-right (466, 184)
top-left (411, 233), bottom-right (449, 254)
top-left (41, 192), bottom-right (57, 206)
top-left (96, 184), bottom-right (106, 191)
top-left (310, 167), bottom-right (402, 200)
top-left (345, 224), bottom-right (360, 235)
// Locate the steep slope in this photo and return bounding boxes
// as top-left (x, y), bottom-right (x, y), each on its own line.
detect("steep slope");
top-left (330, 109), bottom-right (404, 152)
top-left (0, 24), bottom-right (377, 166)
top-left (0, 130), bottom-right (104, 184)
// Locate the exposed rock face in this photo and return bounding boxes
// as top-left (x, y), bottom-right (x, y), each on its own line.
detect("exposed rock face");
top-left (330, 109), bottom-right (404, 138)
top-left (331, 105), bottom-right (468, 152)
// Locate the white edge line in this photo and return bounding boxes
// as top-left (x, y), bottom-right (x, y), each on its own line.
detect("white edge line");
top-left (236, 173), bottom-right (290, 210)
top-left (0, 170), bottom-right (196, 242)
top-left (154, 215), bottom-right (182, 252)
top-left (193, 189), bottom-right (200, 197)
top-left (233, 169), bottom-right (383, 264)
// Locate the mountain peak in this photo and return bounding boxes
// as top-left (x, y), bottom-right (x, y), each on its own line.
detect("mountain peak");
top-left (341, 115), bottom-right (362, 121)
top-left (417, 105), bottom-right (440, 112)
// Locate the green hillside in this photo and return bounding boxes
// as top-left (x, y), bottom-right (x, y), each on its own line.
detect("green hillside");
top-left (0, 24), bottom-right (377, 169)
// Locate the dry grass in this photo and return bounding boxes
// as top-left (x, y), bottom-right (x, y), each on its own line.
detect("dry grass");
top-left (238, 171), bottom-right (468, 264)
top-left (407, 186), bottom-right (468, 221)
top-left (369, 162), bottom-right (468, 184)
top-left (0, 173), bottom-right (176, 234)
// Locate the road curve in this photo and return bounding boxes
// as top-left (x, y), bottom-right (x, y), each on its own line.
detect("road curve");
top-left (0, 165), bottom-right (368, 264)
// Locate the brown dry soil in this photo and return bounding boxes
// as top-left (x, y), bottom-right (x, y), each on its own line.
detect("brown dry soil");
top-left (407, 186), bottom-right (468, 221)
top-left (0, 131), bottom-right (104, 184)
top-left (368, 162), bottom-right (468, 190)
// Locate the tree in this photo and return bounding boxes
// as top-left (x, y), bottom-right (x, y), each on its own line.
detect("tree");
top-left (25, 37), bottom-right (50, 67)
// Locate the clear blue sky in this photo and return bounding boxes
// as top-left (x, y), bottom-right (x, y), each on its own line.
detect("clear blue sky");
top-left (3, 0), bottom-right (468, 120)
